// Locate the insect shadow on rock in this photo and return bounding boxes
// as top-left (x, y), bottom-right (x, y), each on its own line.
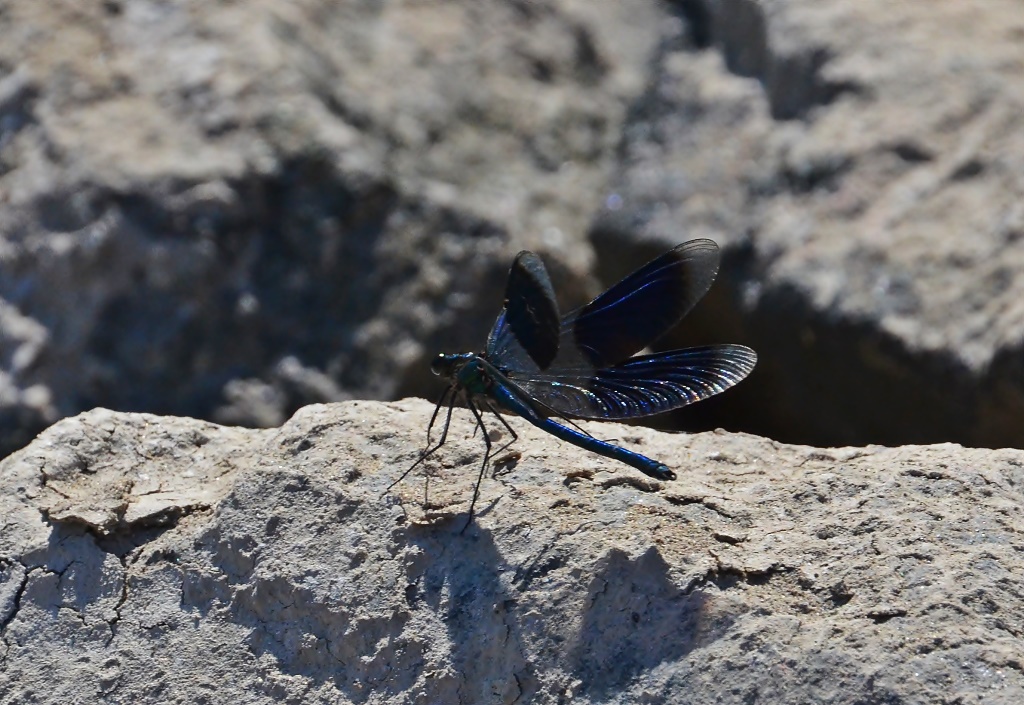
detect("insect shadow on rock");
top-left (388, 239), bottom-right (757, 531)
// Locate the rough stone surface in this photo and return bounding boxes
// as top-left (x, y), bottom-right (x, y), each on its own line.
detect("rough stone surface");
top-left (595, 0), bottom-right (1024, 446)
top-left (0, 0), bottom-right (665, 455)
top-left (1, 0), bottom-right (1023, 456)
top-left (1, 402), bottom-right (1022, 703)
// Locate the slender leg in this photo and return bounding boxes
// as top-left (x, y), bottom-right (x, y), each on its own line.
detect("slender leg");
top-left (529, 397), bottom-right (595, 438)
top-left (484, 400), bottom-right (518, 442)
top-left (566, 418), bottom-right (596, 438)
top-left (386, 386), bottom-right (458, 494)
top-left (483, 400), bottom-right (519, 467)
top-left (420, 386), bottom-right (455, 508)
top-left (424, 386), bottom-right (454, 446)
top-left (461, 396), bottom-right (493, 533)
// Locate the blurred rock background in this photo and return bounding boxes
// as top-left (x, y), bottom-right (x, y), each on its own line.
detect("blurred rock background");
top-left (1, 0), bottom-right (1022, 457)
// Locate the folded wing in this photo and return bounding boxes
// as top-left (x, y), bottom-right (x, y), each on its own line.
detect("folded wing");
top-left (488, 239), bottom-right (724, 376)
top-left (509, 344), bottom-right (757, 420)
top-left (499, 250), bottom-right (561, 370)
top-left (564, 239), bottom-right (721, 369)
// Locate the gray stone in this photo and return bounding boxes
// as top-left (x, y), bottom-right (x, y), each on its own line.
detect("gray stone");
top-left (2, 0), bottom-right (1024, 480)
top-left (0, 0), bottom-right (665, 455)
top-left (597, 0), bottom-right (1024, 446)
top-left (1, 403), bottom-right (1022, 703)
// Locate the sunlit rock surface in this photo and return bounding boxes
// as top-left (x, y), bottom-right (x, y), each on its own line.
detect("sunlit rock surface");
top-left (1, 402), bottom-right (1021, 703)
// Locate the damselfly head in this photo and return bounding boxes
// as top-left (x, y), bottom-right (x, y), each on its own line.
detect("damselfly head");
top-left (430, 353), bottom-right (466, 379)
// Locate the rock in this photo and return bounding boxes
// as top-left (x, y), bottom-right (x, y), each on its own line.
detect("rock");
top-left (0, 0), bottom-right (666, 456)
top-left (1, 402), bottom-right (1022, 702)
top-left (1, 0), bottom-right (1023, 462)
top-left (596, 0), bottom-right (1024, 447)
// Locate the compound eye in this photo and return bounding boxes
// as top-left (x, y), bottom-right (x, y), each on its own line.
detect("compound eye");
top-left (429, 354), bottom-right (448, 376)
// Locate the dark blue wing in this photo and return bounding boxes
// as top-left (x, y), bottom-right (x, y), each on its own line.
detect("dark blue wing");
top-left (487, 308), bottom-right (535, 372)
top-left (509, 345), bottom-right (756, 419)
top-left (565, 239), bottom-right (721, 368)
top-left (489, 240), bottom-right (724, 376)
top-left (500, 251), bottom-right (560, 370)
